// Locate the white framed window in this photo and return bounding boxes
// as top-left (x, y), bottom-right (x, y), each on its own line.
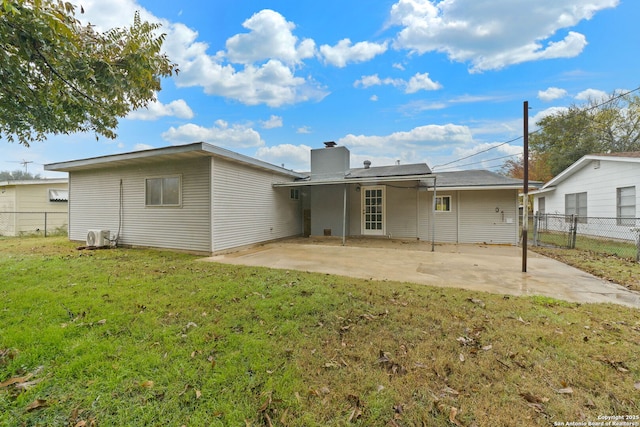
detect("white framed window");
top-left (565, 192), bottom-right (587, 223)
top-left (435, 195), bottom-right (451, 212)
top-left (617, 186), bottom-right (636, 226)
top-left (145, 175), bottom-right (181, 207)
top-left (290, 188), bottom-right (300, 200)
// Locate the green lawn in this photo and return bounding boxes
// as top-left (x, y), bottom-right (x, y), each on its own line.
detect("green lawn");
top-left (1, 237), bottom-right (639, 426)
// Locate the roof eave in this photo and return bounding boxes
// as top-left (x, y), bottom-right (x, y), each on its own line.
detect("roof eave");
top-left (44, 142), bottom-right (304, 178)
top-left (273, 174), bottom-right (436, 187)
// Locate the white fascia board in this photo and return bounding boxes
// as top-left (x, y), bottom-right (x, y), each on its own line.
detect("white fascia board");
top-left (528, 187), bottom-right (556, 196)
top-left (44, 142), bottom-right (304, 178)
top-left (429, 185), bottom-right (524, 191)
top-left (541, 154), bottom-right (640, 189)
top-left (273, 174), bottom-right (437, 187)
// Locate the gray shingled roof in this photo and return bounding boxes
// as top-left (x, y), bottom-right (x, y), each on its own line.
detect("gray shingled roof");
top-left (434, 170), bottom-right (525, 187)
top-left (346, 163), bottom-right (431, 179)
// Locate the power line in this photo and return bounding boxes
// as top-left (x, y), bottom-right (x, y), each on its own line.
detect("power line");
top-left (432, 85), bottom-right (640, 170)
top-left (435, 152), bottom-right (521, 171)
top-left (431, 136), bottom-right (522, 170)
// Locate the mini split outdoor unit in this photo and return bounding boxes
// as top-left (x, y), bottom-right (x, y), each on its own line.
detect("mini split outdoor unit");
top-left (86, 229), bottom-right (110, 247)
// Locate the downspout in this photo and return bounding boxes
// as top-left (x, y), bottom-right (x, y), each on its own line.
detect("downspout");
top-left (342, 184), bottom-right (347, 246)
top-left (431, 176), bottom-right (437, 252)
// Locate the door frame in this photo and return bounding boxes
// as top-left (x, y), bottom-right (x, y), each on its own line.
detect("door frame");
top-left (361, 185), bottom-right (386, 236)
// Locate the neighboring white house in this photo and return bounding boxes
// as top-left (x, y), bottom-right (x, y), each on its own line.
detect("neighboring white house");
top-left (0, 179), bottom-right (68, 236)
top-left (45, 142), bottom-right (527, 254)
top-left (531, 152), bottom-right (640, 240)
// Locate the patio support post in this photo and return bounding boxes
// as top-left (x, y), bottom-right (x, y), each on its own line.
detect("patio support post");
top-left (342, 184), bottom-right (347, 246)
top-left (431, 176), bottom-right (437, 252)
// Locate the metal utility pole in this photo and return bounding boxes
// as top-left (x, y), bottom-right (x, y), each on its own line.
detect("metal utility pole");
top-left (522, 101), bottom-right (529, 272)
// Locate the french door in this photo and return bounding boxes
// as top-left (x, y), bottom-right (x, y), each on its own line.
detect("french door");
top-left (362, 186), bottom-right (385, 236)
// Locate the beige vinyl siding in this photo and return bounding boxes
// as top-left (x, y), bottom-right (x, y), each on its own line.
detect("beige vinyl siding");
top-left (458, 190), bottom-right (518, 244)
top-left (386, 184), bottom-right (419, 238)
top-left (424, 192), bottom-right (458, 243)
top-left (211, 157), bottom-right (301, 252)
top-left (69, 158), bottom-right (211, 252)
top-left (0, 182), bottom-right (68, 236)
top-left (0, 187), bottom-right (16, 235)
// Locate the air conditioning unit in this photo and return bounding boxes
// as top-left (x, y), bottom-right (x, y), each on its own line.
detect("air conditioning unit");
top-left (86, 229), bottom-right (110, 247)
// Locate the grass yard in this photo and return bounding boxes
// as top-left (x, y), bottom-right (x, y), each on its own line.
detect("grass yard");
top-left (1, 237), bottom-right (640, 426)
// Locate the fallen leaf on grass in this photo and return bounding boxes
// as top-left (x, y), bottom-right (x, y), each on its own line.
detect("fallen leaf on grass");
top-left (442, 386), bottom-right (460, 396)
top-left (555, 387), bottom-right (573, 394)
top-left (520, 392), bottom-right (549, 404)
top-left (14, 378), bottom-right (43, 390)
top-left (139, 380), bottom-right (154, 388)
top-left (449, 406), bottom-right (462, 426)
top-left (347, 407), bottom-right (362, 423)
top-left (25, 399), bottom-right (48, 412)
top-left (593, 355), bottom-right (630, 373)
top-left (635, 382), bottom-right (640, 390)
top-left (467, 298), bottom-right (485, 308)
top-left (1, 374), bottom-right (32, 388)
top-left (195, 389), bottom-right (202, 399)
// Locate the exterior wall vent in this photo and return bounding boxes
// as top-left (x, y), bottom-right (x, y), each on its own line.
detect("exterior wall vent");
top-left (364, 160), bottom-right (371, 169)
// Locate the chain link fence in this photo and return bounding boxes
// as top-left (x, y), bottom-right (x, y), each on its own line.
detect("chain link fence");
top-left (0, 212), bottom-right (68, 237)
top-left (531, 213), bottom-right (640, 262)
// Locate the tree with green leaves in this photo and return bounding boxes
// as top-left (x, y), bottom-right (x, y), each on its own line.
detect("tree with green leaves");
top-left (0, 0), bottom-right (177, 146)
top-left (525, 92), bottom-right (640, 177)
top-left (0, 170), bottom-right (41, 180)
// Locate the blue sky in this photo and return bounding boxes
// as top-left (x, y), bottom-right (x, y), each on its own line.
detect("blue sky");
top-left (3, 0), bottom-right (638, 178)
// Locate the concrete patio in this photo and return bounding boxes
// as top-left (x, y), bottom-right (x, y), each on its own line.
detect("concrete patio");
top-left (204, 237), bottom-right (640, 308)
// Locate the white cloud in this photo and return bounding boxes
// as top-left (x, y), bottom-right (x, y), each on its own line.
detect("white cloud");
top-left (134, 143), bottom-right (155, 151)
top-left (255, 144), bottom-right (312, 171)
top-left (538, 87), bottom-right (568, 102)
top-left (338, 124), bottom-right (473, 154)
top-left (225, 9), bottom-right (316, 65)
top-left (388, 0), bottom-right (618, 72)
top-left (127, 99), bottom-right (194, 120)
top-left (319, 39), bottom-right (388, 67)
top-left (531, 106), bottom-right (569, 127)
top-left (405, 72), bottom-right (442, 93)
top-left (297, 126), bottom-right (312, 134)
top-left (73, 3), bottom-right (328, 107)
top-left (161, 120), bottom-right (264, 148)
top-left (355, 72), bottom-right (441, 93)
top-left (260, 115), bottom-right (283, 129)
top-left (370, 95), bottom-right (379, 102)
top-left (575, 88), bottom-right (608, 102)
top-left (354, 74), bottom-right (404, 89)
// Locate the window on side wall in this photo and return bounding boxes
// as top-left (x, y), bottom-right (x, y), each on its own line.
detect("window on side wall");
top-left (290, 188), bottom-right (299, 200)
top-left (435, 195), bottom-right (451, 212)
top-left (617, 186), bottom-right (636, 226)
top-left (565, 192), bottom-right (587, 223)
top-left (145, 176), bottom-right (181, 207)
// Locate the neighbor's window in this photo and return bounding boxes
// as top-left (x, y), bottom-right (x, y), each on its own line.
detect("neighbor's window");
top-left (565, 192), bottom-right (587, 223)
top-left (617, 186), bottom-right (636, 226)
top-left (146, 176), bottom-right (181, 206)
top-left (290, 188), bottom-right (300, 200)
top-left (435, 195), bottom-right (451, 212)
top-left (538, 197), bottom-right (545, 215)
top-left (48, 189), bottom-right (68, 202)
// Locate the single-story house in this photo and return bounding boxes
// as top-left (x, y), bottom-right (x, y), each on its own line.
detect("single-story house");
top-left (531, 151), bottom-right (639, 240)
top-left (0, 178), bottom-right (68, 236)
top-left (45, 142), bottom-right (526, 254)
